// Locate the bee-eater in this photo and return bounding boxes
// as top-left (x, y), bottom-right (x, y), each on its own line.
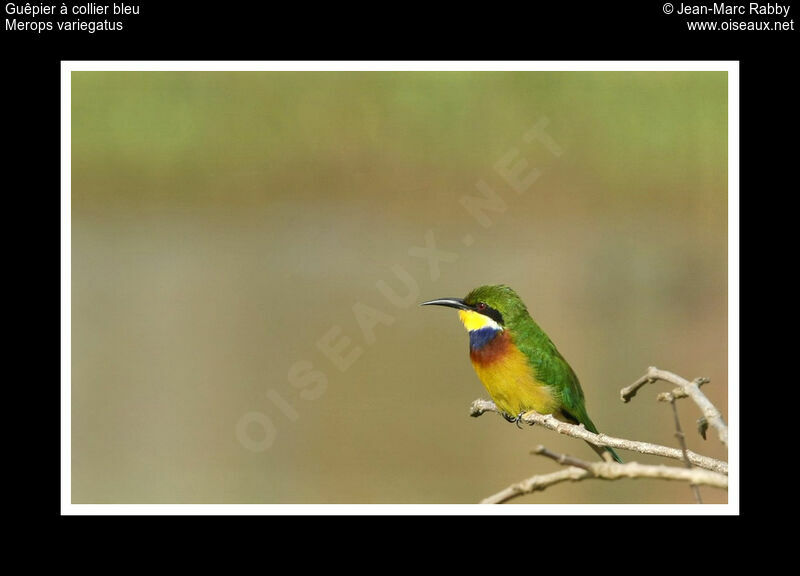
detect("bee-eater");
top-left (421, 284), bottom-right (622, 463)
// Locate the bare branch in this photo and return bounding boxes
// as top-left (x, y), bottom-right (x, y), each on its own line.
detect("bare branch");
top-left (621, 367), bottom-right (727, 446)
top-left (481, 445), bottom-right (728, 504)
top-left (532, 445), bottom-right (594, 470)
top-left (480, 469), bottom-right (585, 504)
top-left (470, 398), bottom-right (728, 474)
top-left (667, 395), bottom-right (703, 503)
top-left (656, 378), bottom-right (710, 402)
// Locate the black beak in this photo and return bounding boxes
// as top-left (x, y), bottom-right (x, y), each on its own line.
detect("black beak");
top-left (420, 297), bottom-right (470, 311)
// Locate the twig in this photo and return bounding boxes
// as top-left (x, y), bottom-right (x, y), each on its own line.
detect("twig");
top-left (481, 445), bottom-right (728, 504)
top-left (655, 377), bottom-right (710, 402)
top-left (480, 469), bottom-right (585, 504)
top-left (470, 399), bottom-right (728, 475)
top-left (481, 468), bottom-right (591, 504)
top-left (667, 394), bottom-right (703, 503)
top-left (621, 367), bottom-right (727, 446)
top-left (533, 445), bottom-right (594, 470)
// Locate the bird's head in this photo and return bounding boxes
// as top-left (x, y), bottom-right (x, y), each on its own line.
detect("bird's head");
top-left (420, 284), bottom-right (528, 333)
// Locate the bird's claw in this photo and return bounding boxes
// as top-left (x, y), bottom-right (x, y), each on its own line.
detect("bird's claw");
top-left (503, 411), bottom-right (528, 429)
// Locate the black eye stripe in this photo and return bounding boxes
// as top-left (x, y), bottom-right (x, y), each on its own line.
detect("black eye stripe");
top-left (475, 303), bottom-right (504, 326)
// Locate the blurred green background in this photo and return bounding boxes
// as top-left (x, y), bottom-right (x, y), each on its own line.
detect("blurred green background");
top-left (72, 71), bottom-right (728, 504)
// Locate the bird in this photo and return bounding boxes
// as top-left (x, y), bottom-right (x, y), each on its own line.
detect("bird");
top-left (421, 284), bottom-right (622, 463)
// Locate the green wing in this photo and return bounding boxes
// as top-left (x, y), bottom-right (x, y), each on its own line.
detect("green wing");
top-left (512, 321), bottom-right (623, 463)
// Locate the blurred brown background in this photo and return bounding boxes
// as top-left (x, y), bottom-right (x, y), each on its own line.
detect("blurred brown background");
top-left (71, 71), bottom-right (728, 503)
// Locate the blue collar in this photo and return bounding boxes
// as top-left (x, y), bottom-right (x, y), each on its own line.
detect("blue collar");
top-left (469, 327), bottom-right (501, 350)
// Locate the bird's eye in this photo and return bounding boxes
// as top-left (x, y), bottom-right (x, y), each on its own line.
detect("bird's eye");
top-left (476, 302), bottom-right (487, 311)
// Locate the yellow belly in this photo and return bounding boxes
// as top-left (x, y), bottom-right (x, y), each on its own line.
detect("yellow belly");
top-left (471, 344), bottom-right (558, 417)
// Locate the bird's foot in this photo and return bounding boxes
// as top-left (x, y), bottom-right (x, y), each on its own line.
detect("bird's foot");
top-left (503, 411), bottom-right (528, 429)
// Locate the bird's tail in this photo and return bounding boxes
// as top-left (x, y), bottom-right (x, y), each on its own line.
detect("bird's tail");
top-left (587, 441), bottom-right (623, 464)
top-left (574, 411), bottom-right (624, 463)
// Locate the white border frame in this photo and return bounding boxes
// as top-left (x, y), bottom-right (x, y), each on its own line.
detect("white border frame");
top-left (61, 61), bottom-right (738, 515)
